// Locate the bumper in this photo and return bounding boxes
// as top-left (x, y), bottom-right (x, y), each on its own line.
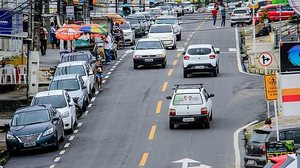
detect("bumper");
top-left (184, 63), bottom-right (216, 72)
top-left (134, 57), bottom-right (165, 65)
top-left (231, 18), bottom-right (252, 24)
top-left (170, 114), bottom-right (209, 124)
top-left (162, 40), bottom-right (175, 47)
top-left (6, 134), bottom-right (57, 152)
top-left (124, 35), bottom-right (134, 44)
top-left (244, 155), bottom-right (266, 168)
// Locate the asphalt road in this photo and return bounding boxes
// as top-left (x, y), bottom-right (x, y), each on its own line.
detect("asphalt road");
top-left (5, 13), bottom-right (266, 168)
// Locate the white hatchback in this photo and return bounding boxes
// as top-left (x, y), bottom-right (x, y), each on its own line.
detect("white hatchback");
top-left (166, 84), bottom-right (214, 129)
top-left (148, 24), bottom-right (176, 49)
top-left (31, 90), bottom-right (77, 132)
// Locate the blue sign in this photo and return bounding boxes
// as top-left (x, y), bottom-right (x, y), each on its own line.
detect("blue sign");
top-left (0, 10), bottom-right (13, 34)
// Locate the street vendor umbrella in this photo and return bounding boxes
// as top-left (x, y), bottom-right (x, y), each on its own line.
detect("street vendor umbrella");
top-left (55, 27), bottom-right (82, 41)
top-left (79, 24), bottom-right (108, 34)
top-left (103, 13), bottom-right (126, 25)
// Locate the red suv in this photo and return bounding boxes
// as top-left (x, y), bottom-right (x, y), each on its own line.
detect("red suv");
top-left (257, 4), bottom-right (295, 22)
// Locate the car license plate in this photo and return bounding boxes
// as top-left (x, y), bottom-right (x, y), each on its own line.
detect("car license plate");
top-left (145, 58), bottom-right (153, 62)
top-left (24, 142), bottom-right (36, 147)
top-left (195, 66), bottom-right (204, 69)
top-left (247, 160), bottom-right (255, 165)
top-left (183, 118), bottom-right (195, 122)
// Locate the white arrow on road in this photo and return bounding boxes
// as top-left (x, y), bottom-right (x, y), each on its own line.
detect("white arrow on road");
top-left (173, 158), bottom-right (211, 168)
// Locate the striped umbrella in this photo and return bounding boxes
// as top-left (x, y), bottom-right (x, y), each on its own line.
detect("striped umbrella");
top-left (79, 24), bottom-right (108, 34)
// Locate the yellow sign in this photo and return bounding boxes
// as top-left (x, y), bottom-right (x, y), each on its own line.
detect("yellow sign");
top-left (264, 75), bottom-right (278, 100)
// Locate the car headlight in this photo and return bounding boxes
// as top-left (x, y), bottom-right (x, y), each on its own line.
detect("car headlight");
top-left (167, 36), bottom-right (173, 39)
top-left (61, 111), bottom-right (70, 118)
top-left (43, 128), bottom-right (54, 137)
top-left (6, 133), bottom-right (16, 141)
top-left (157, 54), bottom-right (165, 58)
top-left (125, 32), bottom-right (131, 36)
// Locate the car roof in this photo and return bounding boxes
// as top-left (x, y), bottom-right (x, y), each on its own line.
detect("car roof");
top-left (138, 38), bottom-right (161, 42)
top-left (254, 125), bottom-right (300, 132)
top-left (234, 7), bottom-right (249, 11)
top-left (175, 88), bottom-right (203, 94)
top-left (16, 105), bottom-right (51, 113)
top-left (187, 44), bottom-right (213, 49)
top-left (57, 61), bottom-right (86, 67)
top-left (34, 90), bottom-right (65, 97)
top-left (52, 74), bottom-right (79, 81)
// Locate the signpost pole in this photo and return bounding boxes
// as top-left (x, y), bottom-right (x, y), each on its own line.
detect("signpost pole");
top-left (274, 99), bottom-right (279, 141)
top-left (252, 1), bottom-right (256, 58)
top-left (265, 67), bottom-right (270, 118)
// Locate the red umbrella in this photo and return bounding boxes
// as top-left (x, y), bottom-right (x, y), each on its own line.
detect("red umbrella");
top-left (55, 27), bottom-right (82, 41)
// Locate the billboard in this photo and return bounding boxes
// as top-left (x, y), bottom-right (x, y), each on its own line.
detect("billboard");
top-left (0, 10), bottom-right (13, 34)
top-left (280, 42), bottom-right (300, 72)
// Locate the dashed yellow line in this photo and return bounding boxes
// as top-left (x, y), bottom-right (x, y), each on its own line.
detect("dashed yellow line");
top-left (162, 82), bottom-right (168, 92)
top-left (156, 101), bottom-right (163, 114)
top-left (168, 69), bottom-right (173, 76)
top-left (139, 153), bottom-right (149, 166)
top-left (148, 125), bottom-right (157, 140)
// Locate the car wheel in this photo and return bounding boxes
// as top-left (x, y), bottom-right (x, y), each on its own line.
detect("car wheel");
top-left (169, 120), bottom-right (175, 129)
top-left (53, 132), bottom-right (59, 151)
top-left (176, 33), bottom-right (181, 41)
top-left (134, 63), bottom-right (138, 69)
top-left (172, 44), bottom-right (176, 50)
top-left (60, 129), bottom-right (65, 142)
top-left (82, 102), bottom-right (87, 113)
top-left (183, 70), bottom-right (188, 78)
top-left (209, 111), bottom-right (213, 121)
top-left (204, 120), bottom-right (210, 129)
top-left (212, 69), bottom-right (218, 77)
top-left (162, 61), bottom-right (166, 69)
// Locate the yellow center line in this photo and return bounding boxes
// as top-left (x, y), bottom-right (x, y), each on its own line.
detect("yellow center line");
top-left (162, 82), bottom-right (168, 92)
top-left (156, 101), bottom-right (163, 114)
top-left (168, 69), bottom-right (173, 76)
top-left (148, 125), bottom-right (157, 140)
top-left (139, 153), bottom-right (149, 166)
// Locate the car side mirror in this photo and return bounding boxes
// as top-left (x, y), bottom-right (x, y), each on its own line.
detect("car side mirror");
top-left (209, 94), bottom-right (215, 98)
top-left (179, 21), bottom-right (182, 25)
top-left (216, 50), bottom-right (220, 54)
top-left (69, 101), bottom-right (74, 106)
top-left (82, 85), bottom-right (87, 90)
top-left (52, 116), bottom-right (60, 123)
top-left (131, 27), bottom-right (135, 30)
top-left (4, 123), bottom-right (10, 132)
top-left (131, 47), bottom-right (135, 50)
top-left (182, 51), bottom-right (186, 55)
top-left (166, 96), bottom-right (172, 99)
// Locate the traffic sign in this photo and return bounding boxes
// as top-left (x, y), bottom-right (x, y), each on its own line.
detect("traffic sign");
top-left (258, 52), bottom-right (273, 67)
top-left (264, 75), bottom-right (278, 100)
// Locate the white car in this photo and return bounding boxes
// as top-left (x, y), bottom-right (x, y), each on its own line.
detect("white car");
top-left (148, 24), bottom-right (176, 49)
top-left (182, 44), bottom-right (220, 78)
top-left (207, 3), bottom-right (215, 12)
top-left (182, 3), bottom-right (196, 13)
top-left (230, 7), bottom-right (252, 26)
top-left (31, 90), bottom-right (77, 132)
top-left (132, 38), bottom-right (167, 69)
top-left (166, 84), bottom-right (214, 129)
top-left (120, 22), bottom-right (135, 45)
top-left (54, 61), bottom-right (95, 98)
top-left (155, 15), bottom-right (182, 41)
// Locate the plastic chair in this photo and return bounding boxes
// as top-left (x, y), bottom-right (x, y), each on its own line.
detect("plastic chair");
top-left (4, 64), bottom-right (16, 84)
top-left (17, 65), bottom-right (27, 84)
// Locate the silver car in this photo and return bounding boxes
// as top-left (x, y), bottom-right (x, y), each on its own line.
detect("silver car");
top-left (230, 7), bottom-right (252, 26)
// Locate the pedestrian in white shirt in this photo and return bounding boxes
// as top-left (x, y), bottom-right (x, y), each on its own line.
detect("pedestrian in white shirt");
top-left (102, 33), bottom-right (112, 64)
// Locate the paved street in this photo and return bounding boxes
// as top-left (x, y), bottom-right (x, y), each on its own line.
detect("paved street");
top-left (5, 13), bottom-right (266, 168)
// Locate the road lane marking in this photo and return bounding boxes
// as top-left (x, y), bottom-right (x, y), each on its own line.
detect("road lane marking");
top-left (59, 150), bottom-right (65, 155)
top-left (173, 60), bottom-right (178, 65)
top-left (148, 125), bottom-right (157, 140)
top-left (229, 48), bottom-right (237, 52)
top-left (120, 58), bottom-right (123, 61)
top-left (69, 135), bottom-right (75, 141)
top-left (125, 50), bottom-right (133, 54)
top-left (234, 120), bottom-right (258, 168)
top-left (110, 68), bottom-right (114, 71)
top-left (104, 75), bottom-right (109, 79)
top-left (184, 42), bottom-right (188, 46)
top-left (77, 122), bottom-right (83, 127)
top-left (49, 164), bottom-right (55, 168)
top-left (107, 72), bottom-right (112, 75)
top-left (113, 65), bottom-right (117, 68)
top-left (156, 101), bottom-right (163, 114)
top-left (91, 97), bottom-right (96, 102)
top-left (187, 38), bottom-right (191, 41)
top-left (162, 82), bottom-right (168, 92)
top-left (74, 129), bottom-right (79, 134)
top-left (88, 104), bottom-right (92, 108)
top-left (177, 48), bottom-right (184, 52)
top-left (139, 152), bottom-right (149, 166)
top-left (168, 69), bottom-right (173, 76)
top-left (54, 157), bottom-right (60, 163)
top-left (64, 143), bottom-right (70, 148)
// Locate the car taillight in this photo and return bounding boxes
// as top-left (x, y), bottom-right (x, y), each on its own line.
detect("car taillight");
top-left (201, 107), bottom-right (208, 115)
top-left (262, 144), bottom-right (266, 154)
top-left (169, 109), bottom-right (176, 116)
top-left (183, 55), bottom-right (190, 60)
top-left (209, 54), bottom-right (216, 59)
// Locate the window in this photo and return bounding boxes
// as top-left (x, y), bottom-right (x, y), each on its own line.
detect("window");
top-left (202, 89), bottom-right (209, 101)
top-left (267, 7), bottom-right (277, 12)
top-left (150, 26), bottom-right (172, 33)
top-left (136, 41), bottom-right (163, 50)
top-left (156, 19), bottom-right (177, 24)
top-left (285, 130), bottom-right (300, 143)
top-left (233, 10), bottom-right (248, 14)
top-left (173, 93), bottom-right (203, 105)
top-left (55, 65), bottom-right (86, 76)
top-left (32, 95), bottom-right (67, 108)
top-left (12, 110), bottom-right (50, 126)
top-left (187, 48), bottom-right (211, 55)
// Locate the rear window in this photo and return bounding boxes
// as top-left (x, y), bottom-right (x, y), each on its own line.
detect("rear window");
top-left (187, 48), bottom-right (211, 55)
top-left (55, 65), bottom-right (86, 76)
top-left (49, 79), bottom-right (80, 91)
top-left (150, 26), bottom-right (172, 33)
top-left (61, 54), bottom-right (89, 63)
top-left (233, 10), bottom-right (248, 14)
top-left (173, 93), bottom-right (203, 105)
top-left (250, 130), bottom-right (270, 143)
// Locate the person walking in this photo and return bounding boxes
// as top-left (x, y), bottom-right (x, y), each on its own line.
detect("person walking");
top-left (212, 8), bottom-right (218, 26)
top-left (94, 60), bottom-right (104, 91)
top-left (220, 5), bottom-right (226, 27)
top-left (102, 33), bottom-right (112, 65)
top-left (50, 22), bottom-right (57, 49)
top-left (39, 25), bottom-right (48, 56)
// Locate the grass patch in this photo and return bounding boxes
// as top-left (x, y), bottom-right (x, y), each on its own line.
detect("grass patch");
top-left (0, 149), bottom-right (9, 166)
top-left (245, 120), bottom-right (265, 141)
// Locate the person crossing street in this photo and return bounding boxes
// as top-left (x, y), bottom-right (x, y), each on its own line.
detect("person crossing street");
top-left (212, 8), bottom-right (218, 26)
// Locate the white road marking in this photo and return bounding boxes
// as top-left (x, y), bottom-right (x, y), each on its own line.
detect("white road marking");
top-left (234, 120), bottom-right (258, 168)
top-left (59, 150), bottom-right (65, 155)
top-left (117, 60), bottom-right (121, 63)
top-left (49, 164), bottom-right (55, 168)
top-left (187, 38), bottom-right (190, 41)
top-left (105, 75), bottom-right (109, 79)
top-left (107, 72), bottom-right (112, 75)
top-left (119, 58), bottom-right (123, 61)
top-left (229, 48), bottom-right (237, 52)
top-left (110, 68), bottom-right (114, 71)
top-left (91, 97), bottom-right (96, 102)
top-left (54, 157), bottom-right (61, 163)
top-left (77, 122), bottom-right (83, 127)
top-left (88, 104), bottom-right (92, 108)
top-left (115, 63), bottom-right (119, 66)
top-left (69, 135), bottom-right (75, 141)
top-left (184, 42), bottom-right (188, 46)
top-left (64, 143), bottom-right (70, 148)
top-left (177, 48), bottom-right (184, 52)
top-left (74, 129), bottom-right (79, 134)
top-left (112, 65), bottom-right (117, 68)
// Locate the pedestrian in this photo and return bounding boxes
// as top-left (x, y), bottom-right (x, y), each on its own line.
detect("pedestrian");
top-left (263, 118), bottom-right (272, 129)
top-left (94, 60), bottom-right (104, 91)
top-left (113, 23), bottom-right (123, 49)
top-left (220, 5), bottom-right (226, 27)
top-left (102, 33), bottom-right (112, 65)
top-left (50, 22), bottom-right (57, 49)
top-left (39, 25), bottom-right (48, 56)
top-left (212, 7), bottom-right (218, 26)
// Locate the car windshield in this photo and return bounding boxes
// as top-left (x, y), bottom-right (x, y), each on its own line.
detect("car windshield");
top-left (32, 95), bottom-right (67, 108)
top-left (12, 110), bottom-right (50, 126)
top-left (55, 65), bottom-right (85, 76)
top-left (188, 48), bottom-right (211, 55)
top-left (250, 130), bottom-right (270, 143)
top-left (120, 23), bottom-right (130, 30)
top-left (136, 41), bottom-right (163, 50)
top-left (156, 19), bottom-right (177, 24)
top-left (127, 19), bottom-right (138, 24)
top-left (208, 3), bottom-right (214, 7)
top-left (160, 6), bottom-right (169, 10)
top-left (150, 26), bottom-right (172, 33)
top-left (234, 10), bottom-right (248, 14)
top-left (61, 54), bottom-right (89, 63)
top-left (173, 93), bottom-right (203, 105)
top-left (49, 79), bottom-right (80, 91)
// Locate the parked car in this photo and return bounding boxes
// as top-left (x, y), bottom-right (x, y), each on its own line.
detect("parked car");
top-left (125, 17), bottom-right (144, 37)
top-left (54, 61), bottom-right (95, 98)
top-left (166, 84), bottom-right (214, 129)
top-left (49, 74), bottom-right (89, 113)
top-left (60, 51), bottom-right (97, 69)
top-left (132, 38), bottom-right (167, 69)
top-left (148, 24), bottom-right (177, 49)
top-left (256, 4), bottom-right (295, 23)
top-left (120, 22), bottom-right (136, 46)
top-left (244, 126), bottom-right (300, 168)
top-left (182, 44), bottom-right (220, 78)
top-left (128, 14), bottom-right (148, 32)
top-left (207, 3), bottom-right (215, 12)
top-left (182, 3), bottom-right (195, 13)
top-left (231, 7), bottom-right (252, 26)
top-left (31, 90), bottom-right (77, 132)
top-left (155, 15), bottom-right (182, 41)
top-left (165, 2), bottom-right (184, 16)
top-left (5, 105), bottom-right (65, 152)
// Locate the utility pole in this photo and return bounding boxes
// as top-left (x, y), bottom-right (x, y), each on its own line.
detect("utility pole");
top-left (33, 0), bottom-right (42, 51)
top-left (116, 0), bottom-right (118, 13)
